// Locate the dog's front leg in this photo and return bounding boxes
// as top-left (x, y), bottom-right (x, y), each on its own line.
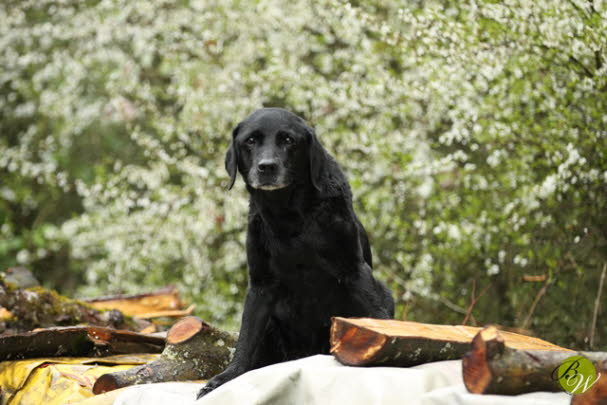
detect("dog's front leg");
top-left (196, 286), bottom-right (272, 399)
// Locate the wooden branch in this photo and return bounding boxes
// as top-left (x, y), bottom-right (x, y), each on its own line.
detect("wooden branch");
top-left (93, 317), bottom-right (237, 394)
top-left (590, 263), bottom-right (607, 349)
top-left (330, 317), bottom-right (566, 367)
top-left (388, 273), bottom-right (468, 316)
top-left (462, 280), bottom-right (491, 326)
top-left (521, 276), bottom-right (552, 329)
top-left (462, 279), bottom-right (477, 326)
top-left (463, 326), bottom-right (606, 395)
top-left (0, 278), bottom-right (149, 333)
top-left (0, 326), bottom-right (165, 361)
top-left (569, 55), bottom-right (594, 78)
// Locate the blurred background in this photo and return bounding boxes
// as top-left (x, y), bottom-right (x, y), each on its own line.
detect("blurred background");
top-left (1, 0), bottom-right (606, 349)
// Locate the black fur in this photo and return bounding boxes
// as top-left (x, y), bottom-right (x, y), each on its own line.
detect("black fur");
top-left (197, 108), bottom-right (394, 399)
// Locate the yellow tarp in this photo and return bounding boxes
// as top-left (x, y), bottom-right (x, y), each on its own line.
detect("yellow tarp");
top-left (0, 354), bottom-right (159, 405)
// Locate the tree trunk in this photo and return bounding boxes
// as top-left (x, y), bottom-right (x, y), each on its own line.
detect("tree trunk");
top-left (93, 316), bottom-right (237, 394)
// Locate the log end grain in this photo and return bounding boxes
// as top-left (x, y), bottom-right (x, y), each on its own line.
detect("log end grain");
top-left (93, 373), bottom-right (121, 395)
top-left (93, 364), bottom-right (157, 394)
top-left (167, 316), bottom-right (206, 345)
top-left (462, 326), bottom-right (504, 394)
top-left (330, 317), bottom-right (387, 366)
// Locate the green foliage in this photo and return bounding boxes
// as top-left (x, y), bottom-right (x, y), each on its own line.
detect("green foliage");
top-left (1, 0), bottom-right (606, 346)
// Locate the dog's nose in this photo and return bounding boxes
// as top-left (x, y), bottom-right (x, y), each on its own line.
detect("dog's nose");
top-left (258, 159), bottom-right (278, 174)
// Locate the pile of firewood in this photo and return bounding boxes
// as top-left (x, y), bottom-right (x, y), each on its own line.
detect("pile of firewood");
top-left (1, 268), bottom-right (605, 403)
top-left (0, 270), bottom-right (236, 391)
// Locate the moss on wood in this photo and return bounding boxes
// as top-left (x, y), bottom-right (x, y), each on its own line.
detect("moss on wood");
top-left (0, 276), bottom-right (147, 333)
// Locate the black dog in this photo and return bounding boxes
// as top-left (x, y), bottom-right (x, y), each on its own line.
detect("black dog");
top-left (197, 108), bottom-right (394, 399)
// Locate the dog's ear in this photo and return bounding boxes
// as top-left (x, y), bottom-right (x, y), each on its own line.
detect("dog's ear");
top-left (225, 123), bottom-right (241, 190)
top-left (307, 126), bottom-right (328, 192)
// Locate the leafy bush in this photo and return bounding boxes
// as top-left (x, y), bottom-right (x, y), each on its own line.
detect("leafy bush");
top-left (1, 0), bottom-right (605, 346)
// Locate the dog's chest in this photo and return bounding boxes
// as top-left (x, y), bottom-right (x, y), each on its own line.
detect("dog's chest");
top-left (270, 271), bottom-right (349, 332)
top-left (266, 223), bottom-right (336, 282)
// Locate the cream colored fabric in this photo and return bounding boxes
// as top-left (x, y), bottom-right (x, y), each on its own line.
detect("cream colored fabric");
top-left (114, 355), bottom-right (571, 405)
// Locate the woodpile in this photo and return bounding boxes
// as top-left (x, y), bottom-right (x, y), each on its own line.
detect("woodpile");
top-left (0, 272), bottom-right (238, 402)
top-left (1, 269), bottom-right (605, 403)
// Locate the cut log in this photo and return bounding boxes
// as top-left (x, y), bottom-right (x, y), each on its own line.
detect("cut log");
top-left (85, 286), bottom-right (184, 318)
top-left (0, 277), bottom-right (150, 333)
top-left (462, 326), bottom-right (606, 396)
top-left (0, 326), bottom-right (165, 361)
top-left (93, 316), bottom-right (237, 394)
top-left (166, 315), bottom-right (205, 344)
top-left (330, 317), bottom-right (567, 367)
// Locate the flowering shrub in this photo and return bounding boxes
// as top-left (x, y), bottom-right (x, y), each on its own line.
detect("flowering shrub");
top-left (1, 0), bottom-right (605, 346)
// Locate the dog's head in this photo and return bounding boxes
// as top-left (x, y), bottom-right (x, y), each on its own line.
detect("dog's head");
top-left (225, 108), bottom-right (327, 192)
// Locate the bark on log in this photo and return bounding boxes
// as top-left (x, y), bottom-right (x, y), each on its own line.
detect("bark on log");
top-left (93, 316), bottom-right (237, 394)
top-left (330, 317), bottom-right (567, 367)
top-left (0, 326), bottom-right (165, 361)
top-left (0, 277), bottom-right (149, 333)
top-left (462, 326), bottom-right (606, 396)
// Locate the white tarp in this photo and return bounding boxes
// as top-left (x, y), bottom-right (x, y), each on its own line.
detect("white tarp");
top-left (114, 355), bottom-right (571, 405)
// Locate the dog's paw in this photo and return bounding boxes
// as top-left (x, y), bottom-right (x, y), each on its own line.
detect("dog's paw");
top-left (195, 372), bottom-right (232, 400)
top-left (196, 384), bottom-right (215, 400)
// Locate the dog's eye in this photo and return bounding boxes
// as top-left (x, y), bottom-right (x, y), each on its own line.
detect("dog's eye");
top-left (284, 136), bottom-right (293, 144)
top-left (245, 137), bottom-right (256, 145)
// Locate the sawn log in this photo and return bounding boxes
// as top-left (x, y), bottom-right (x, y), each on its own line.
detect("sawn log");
top-left (93, 316), bottom-right (237, 394)
top-left (462, 326), bottom-right (607, 396)
top-left (330, 317), bottom-right (567, 367)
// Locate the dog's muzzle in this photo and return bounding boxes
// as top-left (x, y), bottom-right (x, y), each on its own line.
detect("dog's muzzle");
top-left (249, 158), bottom-right (290, 190)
